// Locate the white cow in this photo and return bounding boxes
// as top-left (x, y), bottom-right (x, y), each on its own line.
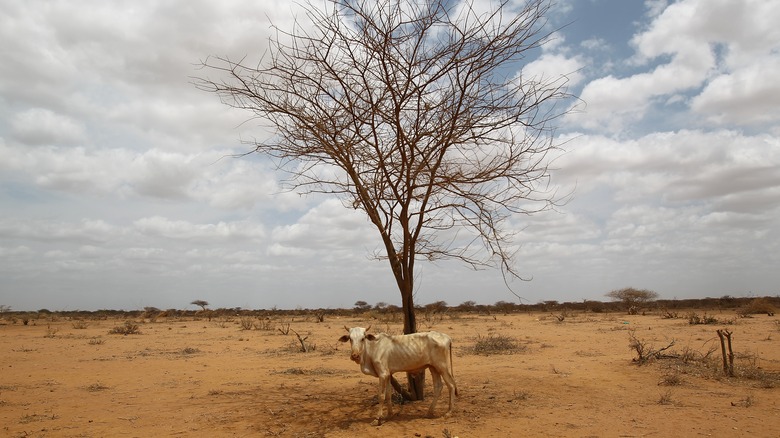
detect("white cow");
top-left (338, 326), bottom-right (458, 424)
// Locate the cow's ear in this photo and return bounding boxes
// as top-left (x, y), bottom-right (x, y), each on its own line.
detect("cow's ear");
top-left (338, 335), bottom-right (350, 343)
top-left (366, 334), bottom-right (377, 341)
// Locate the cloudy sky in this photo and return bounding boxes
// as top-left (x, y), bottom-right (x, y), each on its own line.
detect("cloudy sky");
top-left (1, 0), bottom-right (778, 311)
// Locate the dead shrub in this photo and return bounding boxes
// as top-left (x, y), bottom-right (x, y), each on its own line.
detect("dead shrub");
top-left (628, 330), bottom-right (676, 365)
top-left (109, 321), bottom-right (141, 335)
top-left (469, 334), bottom-right (525, 355)
top-left (256, 318), bottom-right (274, 331)
top-left (733, 352), bottom-right (779, 387)
top-left (214, 316), bottom-right (232, 328)
top-left (86, 382), bottom-right (109, 392)
top-left (661, 309), bottom-right (679, 319)
top-left (657, 389), bottom-right (675, 405)
top-left (731, 394), bottom-right (755, 407)
top-left (71, 320), bottom-right (89, 329)
top-left (275, 367), bottom-right (340, 376)
top-left (687, 312), bottom-right (718, 325)
top-left (44, 324), bottom-right (59, 338)
top-left (658, 373), bottom-right (684, 386)
top-left (278, 322), bottom-right (291, 335)
top-left (239, 317), bottom-right (255, 331)
top-left (737, 298), bottom-right (776, 317)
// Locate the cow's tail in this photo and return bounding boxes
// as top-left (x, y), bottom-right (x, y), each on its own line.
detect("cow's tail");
top-left (450, 340), bottom-right (459, 397)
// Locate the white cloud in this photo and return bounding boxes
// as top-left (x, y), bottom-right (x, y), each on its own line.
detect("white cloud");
top-left (130, 150), bottom-right (199, 199)
top-left (580, 38), bottom-right (607, 51)
top-left (11, 108), bottom-right (86, 146)
top-left (0, 218), bottom-right (120, 244)
top-left (522, 52), bottom-right (585, 88)
top-left (691, 55), bottom-right (780, 126)
top-left (270, 199), bottom-right (376, 258)
top-left (568, 0), bottom-right (780, 134)
top-left (133, 216), bottom-right (266, 242)
top-left (558, 129), bottom-right (780, 209)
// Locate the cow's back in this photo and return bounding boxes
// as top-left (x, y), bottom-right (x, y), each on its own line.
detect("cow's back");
top-left (369, 331), bottom-right (451, 374)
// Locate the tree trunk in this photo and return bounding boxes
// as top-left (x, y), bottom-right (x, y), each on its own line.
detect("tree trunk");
top-left (400, 282), bottom-right (425, 401)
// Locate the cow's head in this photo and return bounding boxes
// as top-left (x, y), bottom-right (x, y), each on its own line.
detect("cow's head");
top-left (338, 325), bottom-right (375, 363)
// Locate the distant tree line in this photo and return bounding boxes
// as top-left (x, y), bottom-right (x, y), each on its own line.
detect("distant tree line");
top-left (2, 294), bottom-right (778, 322)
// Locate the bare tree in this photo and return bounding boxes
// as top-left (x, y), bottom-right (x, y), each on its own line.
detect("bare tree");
top-left (197, 0), bottom-right (570, 399)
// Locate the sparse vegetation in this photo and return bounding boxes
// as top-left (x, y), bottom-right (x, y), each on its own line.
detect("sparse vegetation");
top-left (71, 320), bottom-right (89, 329)
top-left (44, 324), bottom-right (59, 338)
top-left (469, 334), bottom-right (525, 355)
top-left (731, 394), bottom-right (755, 408)
top-left (420, 301), bottom-right (447, 328)
top-left (86, 382), bottom-right (109, 392)
top-left (108, 321), bottom-right (141, 335)
top-left (628, 330), bottom-right (676, 365)
top-left (552, 309), bottom-right (571, 322)
top-left (737, 297), bottom-right (776, 317)
top-left (2, 301), bottom-right (780, 436)
top-left (275, 367), bottom-right (340, 376)
top-left (687, 312), bottom-right (718, 325)
top-left (657, 390), bottom-right (674, 405)
top-left (256, 318), bottom-right (274, 331)
top-left (658, 373), bottom-right (684, 386)
top-left (661, 309), bottom-right (678, 319)
top-left (277, 322), bottom-right (291, 335)
top-left (239, 317), bottom-right (255, 330)
top-left (289, 329), bottom-right (314, 353)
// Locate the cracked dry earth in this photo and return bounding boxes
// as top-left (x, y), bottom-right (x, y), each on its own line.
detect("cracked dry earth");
top-left (1, 310), bottom-right (779, 437)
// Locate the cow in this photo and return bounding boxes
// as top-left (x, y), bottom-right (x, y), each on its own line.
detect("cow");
top-left (338, 326), bottom-right (458, 425)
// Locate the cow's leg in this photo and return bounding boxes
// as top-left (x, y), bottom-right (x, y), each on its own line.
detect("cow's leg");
top-left (384, 373), bottom-right (394, 418)
top-left (373, 374), bottom-right (390, 426)
top-left (439, 368), bottom-right (457, 416)
top-left (427, 368), bottom-right (443, 417)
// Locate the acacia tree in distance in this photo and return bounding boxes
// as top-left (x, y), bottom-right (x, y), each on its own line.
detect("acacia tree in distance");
top-left (191, 300), bottom-right (209, 311)
top-left (605, 287), bottom-right (659, 313)
top-left (197, 0), bottom-right (571, 399)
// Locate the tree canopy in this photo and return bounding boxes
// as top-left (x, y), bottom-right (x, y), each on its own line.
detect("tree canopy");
top-left (605, 288), bottom-right (659, 307)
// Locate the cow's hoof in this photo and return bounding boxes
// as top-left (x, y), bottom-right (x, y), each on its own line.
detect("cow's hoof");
top-left (371, 418), bottom-right (383, 427)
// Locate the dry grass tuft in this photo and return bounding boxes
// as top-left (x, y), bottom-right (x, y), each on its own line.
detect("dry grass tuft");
top-left (658, 373), bottom-right (684, 386)
top-left (108, 321), bottom-right (141, 335)
top-left (657, 390), bottom-right (675, 405)
top-left (71, 320), bottom-right (89, 329)
top-left (85, 382), bottom-right (109, 392)
top-left (686, 312), bottom-right (718, 325)
top-left (469, 334), bottom-right (526, 355)
top-left (731, 394), bottom-right (755, 407)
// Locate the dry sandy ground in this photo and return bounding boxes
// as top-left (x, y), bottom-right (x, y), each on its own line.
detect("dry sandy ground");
top-left (1, 310), bottom-right (778, 437)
